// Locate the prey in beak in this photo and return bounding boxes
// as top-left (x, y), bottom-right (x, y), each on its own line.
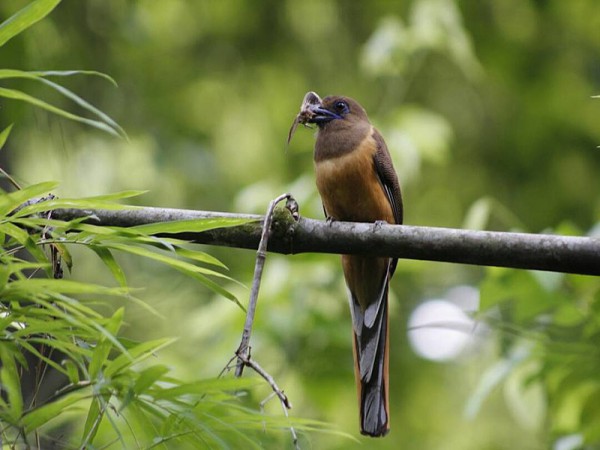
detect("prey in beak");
top-left (287, 91), bottom-right (342, 144)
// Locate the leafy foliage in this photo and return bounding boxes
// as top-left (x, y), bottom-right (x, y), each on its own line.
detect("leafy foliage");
top-left (0, 178), bottom-right (325, 448)
top-left (476, 257), bottom-right (600, 446)
top-left (0, 1), bottom-right (124, 137)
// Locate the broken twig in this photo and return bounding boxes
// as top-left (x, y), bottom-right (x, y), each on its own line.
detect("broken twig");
top-left (235, 193), bottom-right (297, 376)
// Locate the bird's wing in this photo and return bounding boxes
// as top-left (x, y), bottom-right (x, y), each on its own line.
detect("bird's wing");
top-left (372, 128), bottom-right (402, 278)
top-left (372, 129), bottom-right (403, 226)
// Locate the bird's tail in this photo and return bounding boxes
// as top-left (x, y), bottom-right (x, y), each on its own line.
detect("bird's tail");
top-left (351, 284), bottom-right (390, 437)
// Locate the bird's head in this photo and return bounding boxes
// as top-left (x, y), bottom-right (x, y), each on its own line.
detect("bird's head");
top-left (305, 93), bottom-right (368, 127)
top-left (288, 92), bottom-right (370, 144)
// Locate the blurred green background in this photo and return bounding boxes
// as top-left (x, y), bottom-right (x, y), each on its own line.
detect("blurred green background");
top-left (1, 0), bottom-right (599, 448)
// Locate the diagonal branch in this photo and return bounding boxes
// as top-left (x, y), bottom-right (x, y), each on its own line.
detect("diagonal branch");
top-left (51, 206), bottom-right (600, 276)
top-left (235, 193), bottom-right (294, 376)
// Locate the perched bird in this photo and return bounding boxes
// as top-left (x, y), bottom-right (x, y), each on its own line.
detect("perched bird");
top-left (290, 92), bottom-right (402, 437)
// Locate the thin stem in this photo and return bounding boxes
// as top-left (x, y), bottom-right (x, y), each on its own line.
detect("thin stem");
top-left (235, 193), bottom-right (293, 377)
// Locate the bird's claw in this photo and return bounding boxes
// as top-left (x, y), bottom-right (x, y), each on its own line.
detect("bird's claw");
top-left (373, 220), bottom-right (387, 231)
top-left (326, 216), bottom-right (336, 227)
top-left (285, 196), bottom-right (300, 221)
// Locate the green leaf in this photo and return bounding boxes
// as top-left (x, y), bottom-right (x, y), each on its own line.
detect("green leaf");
top-left (186, 270), bottom-right (243, 308)
top-left (133, 365), bottom-right (170, 395)
top-left (3, 279), bottom-right (128, 299)
top-left (104, 242), bottom-right (242, 306)
top-left (0, 87), bottom-right (120, 137)
top-left (88, 340), bottom-right (111, 381)
top-left (12, 192), bottom-right (145, 217)
top-left (81, 393), bottom-right (109, 446)
top-left (0, 180), bottom-right (58, 216)
top-left (104, 337), bottom-right (176, 378)
top-left (481, 270), bottom-right (559, 322)
top-left (0, 264), bottom-right (9, 290)
top-left (463, 197), bottom-right (492, 230)
top-left (16, 340), bottom-right (70, 378)
top-left (105, 242), bottom-right (233, 280)
top-left (131, 217), bottom-right (255, 235)
top-left (464, 344), bottom-right (532, 419)
top-left (0, 343), bottom-right (23, 422)
top-left (0, 222), bottom-right (52, 275)
top-left (30, 70), bottom-right (118, 86)
top-left (0, 69), bottom-right (116, 86)
top-left (0, 222), bottom-right (29, 246)
top-left (88, 308), bottom-right (125, 379)
top-left (0, 123), bottom-right (13, 150)
top-left (0, 0), bottom-right (61, 47)
top-left (22, 391), bottom-right (88, 431)
top-left (151, 377), bottom-right (259, 400)
top-left (0, 69), bottom-right (126, 138)
top-left (89, 245), bottom-right (127, 287)
top-left (174, 246), bottom-right (227, 269)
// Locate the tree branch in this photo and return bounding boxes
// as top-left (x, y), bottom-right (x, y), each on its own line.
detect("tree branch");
top-left (52, 206), bottom-right (600, 276)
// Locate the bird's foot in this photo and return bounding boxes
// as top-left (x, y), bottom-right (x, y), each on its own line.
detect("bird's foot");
top-left (326, 216), bottom-right (336, 227)
top-left (373, 220), bottom-right (387, 231)
top-left (285, 196), bottom-right (300, 221)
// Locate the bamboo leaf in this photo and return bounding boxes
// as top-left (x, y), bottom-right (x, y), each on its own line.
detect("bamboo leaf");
top-left (16, 340), bottom-right (70, 377)
top-left (89, 245), bottom-right (127, 287)
top-left (186, 270), bottom-right (243, 308)
top-left (104, 337), bottom-right (176, 379)
top-left (0, 222), bottom-right (29, 246)
top-left (0, 180), bottom-right (58, 216)
top-left (0, 69), bottom-right (117, 86)
top-left (0, 344), bottom-right (23, 422)
top-left (131, 217), bottom-right (255, 235)
top-left (151, 377), bottom-right (258, 400)
top-left (3, 279), bottom-right (128, 299)
top-left (0, 123), bottom-right (13, 150)
top-left (63, 360), bottom-right (81, 384)
top-left (0, 70), bottom-right (125, 138)
top-left (88, 308), bottom-right (125, 379)
top-left (105, 242), bottom-right (234, 280)
top-left (12, 193), bottom-right (145, 217)
top-left (22, 391), bottom-right (88, 431)
top-left (174, 246), bottom-right (227, 269)
top-left (81, 393), bottom-right (110, 446)
top-left (133, 365), bottom-right (170, 395)
top-left (103, 242), bottom-right (241, 306)
top-left (31, 70), bottom-right (118, 86)
top-left (0, 0), bottom-right (61, 47)
top-left (0, 87), bottom-right (120, 137)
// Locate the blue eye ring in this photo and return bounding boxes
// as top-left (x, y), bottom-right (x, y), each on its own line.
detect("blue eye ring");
top-left (334, 101), bottom-right (349, 114)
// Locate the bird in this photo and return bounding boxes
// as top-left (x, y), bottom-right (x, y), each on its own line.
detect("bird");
top-left (290, 92), bottom-right (403, 437)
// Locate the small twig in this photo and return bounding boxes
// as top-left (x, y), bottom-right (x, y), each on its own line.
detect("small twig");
top-left (223, 193), bottom-right (299, 447)
top-left (236, 350), bottom-right (291, 409)
top-left (217, 354), bottom-right (238, 379)
top-left (237, 351), bottom-right (298, 448)
top-left (234, 193), bottom-right (295, 377)
top-left (0, 166), bottom-right (22, 190)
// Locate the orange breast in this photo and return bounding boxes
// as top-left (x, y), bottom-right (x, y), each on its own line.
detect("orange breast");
top-left (314, 132), bottom-right (395, 224)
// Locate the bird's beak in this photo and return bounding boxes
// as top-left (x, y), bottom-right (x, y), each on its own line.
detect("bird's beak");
top-left (288, 91), bottom-right (339, 144)
top-left (298, 91), bottom-right (341, 124)
top-left (306, 105), bottom-right (342, 124)
top-left (299, 91), bottom-right (341, 124)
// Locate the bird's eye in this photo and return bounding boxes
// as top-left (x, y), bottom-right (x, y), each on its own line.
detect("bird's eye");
top-left (334, 101), bottom-right (349, 114)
